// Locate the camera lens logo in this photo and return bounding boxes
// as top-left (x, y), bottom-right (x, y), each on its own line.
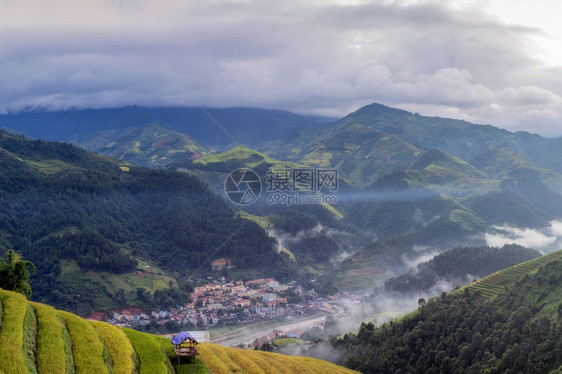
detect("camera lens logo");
top-left (224, 168), bottom-right (261, 205)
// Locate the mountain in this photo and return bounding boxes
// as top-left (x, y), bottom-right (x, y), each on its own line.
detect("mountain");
top-left (145, 103), bottom-right (562, 291)
top-left (0, 106), bottom-right (334, 149)
top-left (265, 102), bottom-right (562, 189)
top-left (6, 102), bottom-right (562, 295)
top-left (262, 121), bottom-right (423, 187)
top-left (69, 123), bottom-right (214, 168)
top-left (257, 103), bottom-right (562, 285)
top-left (0, 130), bottom-right (285, 313)
top-left (0, 288), bottom-right (357, 374)
top-left (291, 103), bottom-right (562, 174)
top-left (333, 250), bottom-right (562, 373)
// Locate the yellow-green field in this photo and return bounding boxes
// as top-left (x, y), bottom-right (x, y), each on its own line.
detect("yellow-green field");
top-left (0, 288), bottom-right (357, 373)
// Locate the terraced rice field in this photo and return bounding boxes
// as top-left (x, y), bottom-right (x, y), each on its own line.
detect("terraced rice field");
top-left (196, 343), bottom-right (357, 374)
top-left (0, 288), bottom-right (357, 374)
top-left (460, 249), bottom-right (562, 299)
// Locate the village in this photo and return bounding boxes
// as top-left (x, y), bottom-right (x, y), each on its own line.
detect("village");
top-left (105, 274), bottom-right (348, 343)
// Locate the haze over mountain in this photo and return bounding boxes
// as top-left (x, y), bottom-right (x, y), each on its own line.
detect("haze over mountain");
top-left (5, 102), bottom-right (562, 290)
top-left (0, 106), bottom-right (333, 149)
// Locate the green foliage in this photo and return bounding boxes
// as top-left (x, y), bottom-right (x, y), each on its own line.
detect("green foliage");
top-left (90, 123), bottom-right (213, 168)
top-left (0, 249), bottom-right (35, 299)
top-left (461, 249), bottom-right (562, 299)
top-left (92, 321), bottom-right (136, 374)
top-left (349, 170), bottom-right (471, 240)
top-left (273, 337), bottom-right (305, 347)
top-left (0, 288), bottom-right (356, 374)
top-left (60, 316), bottom-right (75, 374)
top-left (334, 256), bottom-right (562, 373)
top-left (270, 210), bottom-right (318, 235)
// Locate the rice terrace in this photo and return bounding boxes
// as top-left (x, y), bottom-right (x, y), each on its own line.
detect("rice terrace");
top-left (460, 249), bottom-right (562, 299)
top-left (0, 288), bottom-right (358, 373)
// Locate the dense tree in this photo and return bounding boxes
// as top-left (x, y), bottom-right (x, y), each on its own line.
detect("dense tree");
top-left (0, 130), bottom-right (281, 310)
top-left (385, 244), bottom-right (540, 295)
top-left (332, 258), bottom-right (562, 373)
top-left (0, 249), bottom-right (35, 298)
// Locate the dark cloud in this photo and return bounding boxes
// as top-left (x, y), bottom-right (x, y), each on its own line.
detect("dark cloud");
top-left (1, 0), bottom-right (561, 136)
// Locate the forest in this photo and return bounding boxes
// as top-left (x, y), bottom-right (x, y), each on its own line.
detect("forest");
top-left (0, 131), bottom-right (283, 308)
top-left (333, 258), bottom-right (562, 373)
top-left (384, 244), bottom-right (541, 295)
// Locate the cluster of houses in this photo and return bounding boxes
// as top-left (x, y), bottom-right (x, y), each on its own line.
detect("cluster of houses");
top-left (106, 277), bottom-right (327, 329)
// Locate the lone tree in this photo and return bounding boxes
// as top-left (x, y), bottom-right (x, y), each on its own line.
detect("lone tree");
top-left (0, 249), bottom-right (35, 299)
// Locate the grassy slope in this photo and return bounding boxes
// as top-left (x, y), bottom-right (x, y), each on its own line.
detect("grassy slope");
top-left (58, 259), bottom-right (177, 312)
top-left (0, 288), bottom-right (356, 374)
top-left (96, 124), bottom-right (214, 168)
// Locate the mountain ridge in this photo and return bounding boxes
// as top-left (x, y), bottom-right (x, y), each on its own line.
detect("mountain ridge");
top-left (0, 106), bottom-right (335, 149)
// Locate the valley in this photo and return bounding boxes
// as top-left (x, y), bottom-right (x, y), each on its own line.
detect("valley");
top-left (2, 103), bottom-right (562, 373)
top-left (4, 2), bottom-right (562, 372)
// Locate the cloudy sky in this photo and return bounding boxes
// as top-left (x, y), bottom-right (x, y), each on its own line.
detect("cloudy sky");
top-left (2, 0), bottom-right (562, 136)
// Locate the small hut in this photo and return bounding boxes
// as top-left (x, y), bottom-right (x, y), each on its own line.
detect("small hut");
top-left (171, 331), bottom-right (199, 364)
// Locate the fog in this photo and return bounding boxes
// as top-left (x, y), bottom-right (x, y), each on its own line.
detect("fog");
top-left (485, 219), bottom-right (562, 253)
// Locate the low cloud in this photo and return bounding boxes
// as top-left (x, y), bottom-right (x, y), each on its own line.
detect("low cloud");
top-left (400, 250), bottom-right (440, 272)
top-left (268, 224), bottom-right (324, 253)
top-left (484, 220), bottom-right (562, 252)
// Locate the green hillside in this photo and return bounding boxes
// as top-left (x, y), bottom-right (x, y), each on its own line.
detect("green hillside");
top-left (70, 124), bottom-right (214, 168)
top-left (265, 102), bottom-right (562, 227)
top-left (0, 288), bottom-right (357, 374)
top-left (0, 130), bottom-right (281, 313)
top-left (333, 251), bottom-right (562, 373)
top-left (264, 122), bottom-right (423, 187)
top-left (172, 145), bottom-right (346, 222)
top-left (308, 103), bottom-right (562, 175)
